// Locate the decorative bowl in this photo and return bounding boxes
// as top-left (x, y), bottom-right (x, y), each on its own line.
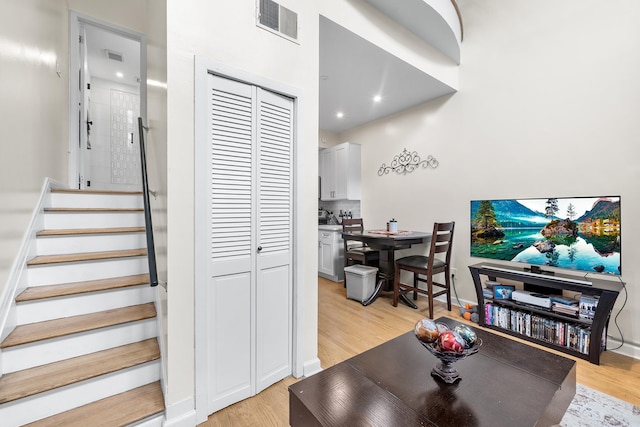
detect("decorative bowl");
top-left (418, 325), bottom-right (482, 384)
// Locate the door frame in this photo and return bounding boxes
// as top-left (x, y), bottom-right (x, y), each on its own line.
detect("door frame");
top-left (68, 11), bottom-right (147, 189)
top-left (194, 57), bottom-right (304, 423)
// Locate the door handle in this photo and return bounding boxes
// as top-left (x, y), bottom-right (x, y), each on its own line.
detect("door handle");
top-left (257, 246), bottom-right (263, 253)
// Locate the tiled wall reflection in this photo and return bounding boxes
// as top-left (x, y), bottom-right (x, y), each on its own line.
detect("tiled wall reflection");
top-left (110, 89), bottom-right (140, 185)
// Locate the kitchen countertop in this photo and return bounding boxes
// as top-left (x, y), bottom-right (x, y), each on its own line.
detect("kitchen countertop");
top-left (318, 224), bottom-right (343, 231)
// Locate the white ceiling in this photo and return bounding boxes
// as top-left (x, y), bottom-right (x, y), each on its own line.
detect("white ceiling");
top-left (319, 17), bottom-right (456, 134)
top-left (364, 0), bottom-right (461, 64)
top-left (82, 5), bottom-right (458, 135)
top-left (84, 24), bottom-right (140, 86)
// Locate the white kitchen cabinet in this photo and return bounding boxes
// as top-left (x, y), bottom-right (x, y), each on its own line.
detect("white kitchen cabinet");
top-left (318, 226), bottom-right (344, 282)
top-left (319, 148), bottom-right (336, 201)
top-left (319, 142), bottom-right (361, 201)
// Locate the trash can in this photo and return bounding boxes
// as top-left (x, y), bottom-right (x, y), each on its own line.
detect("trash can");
top-left (344, 265), bottom-right (378, 303)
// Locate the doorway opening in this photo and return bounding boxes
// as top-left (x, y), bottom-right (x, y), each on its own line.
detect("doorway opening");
top-left (69, 12), bottom-right (146, 190)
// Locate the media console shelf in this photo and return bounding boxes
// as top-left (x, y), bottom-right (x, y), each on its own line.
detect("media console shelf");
top-left (469, 262), bottom-right (623, 364)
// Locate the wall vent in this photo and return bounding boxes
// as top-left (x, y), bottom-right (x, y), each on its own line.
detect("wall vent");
top-left (257, 0), bottom-right (298, 42)
top-left (105, 49), bottom-right (123, 62)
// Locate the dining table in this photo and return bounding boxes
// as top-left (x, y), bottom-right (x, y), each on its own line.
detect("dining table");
top-left (341, 229), bottom-right (431, 307)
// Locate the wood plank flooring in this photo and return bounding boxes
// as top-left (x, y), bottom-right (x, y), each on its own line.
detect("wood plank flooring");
top-left (0, 339), bottom-right (159, 404)
top-left (36, 227), bottom-right (145, 236)
top-left (27, 248), bottom-right (147, 266)
top-left (50, 189), bottom-right (143, 195)
top-left (24, 382), bottom-right (164, 427)
top-left (0, 303), bottom-right (156, 348)
top-left (16, 274), bottom-right (150, 302)
top-left (43, 207), bottom-right (144, 212)
top-left (200, 276), bottom-right (640, 426)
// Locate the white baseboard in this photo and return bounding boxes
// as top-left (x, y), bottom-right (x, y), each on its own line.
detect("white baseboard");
top-left (607, 337), bottom-right (640, 360)
top-left (303, 357), bottom-right (323, 377)
top-left (163, 396), bottom-right (196, 427)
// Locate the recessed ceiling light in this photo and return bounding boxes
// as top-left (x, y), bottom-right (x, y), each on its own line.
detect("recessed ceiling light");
top-left (373, 95), bottom-right (382, 103)
top-left (336, 112), bottom-right (344, 119)
top-left (116, 72), bottom-right (124, 78)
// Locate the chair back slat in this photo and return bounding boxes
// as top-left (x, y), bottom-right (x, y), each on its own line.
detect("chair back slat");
top-left (342, 218), bottom-right (364, 233)
top-left (392, 220), bottom-right (455, 316)
top-left (428, 221), bottom-right (455, 264)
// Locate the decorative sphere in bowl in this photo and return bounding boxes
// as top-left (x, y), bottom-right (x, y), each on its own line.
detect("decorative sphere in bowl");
top-left (454, 324), bottom-right (478, 347)
top-left (438, 330), bottom-right (467, 353)
top-left (414, 319), bottom-right (483, 384)
top-left (436, 323), bottom-right (449, 336)
top-left (414, 318), bottom-right (439, 343)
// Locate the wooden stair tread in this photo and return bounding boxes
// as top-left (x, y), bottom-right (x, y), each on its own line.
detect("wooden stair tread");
top-left (0, 339), bottom-right (160, 404)
top-left (37, 227), bottom-right (145, 237)
top-left (44, 207), bottom-right (143, 212)
top-left (24, 382), bottom-right (164, 427)
top-left (16, 274), bottom-right (150, 302)
top-left (50, 188), bottom-right (143, 195)
top-left (27, 248), bottom-right (147, 266)
top-left (0, 303), bottom-right (156, 348)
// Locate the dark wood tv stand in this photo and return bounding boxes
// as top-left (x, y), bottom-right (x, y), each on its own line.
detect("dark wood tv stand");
top-left (469, 263), bottom-right (624, 364)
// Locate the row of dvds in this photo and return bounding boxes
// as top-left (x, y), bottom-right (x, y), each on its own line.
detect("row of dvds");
top-left (484, 303), bottom-right (602, 354)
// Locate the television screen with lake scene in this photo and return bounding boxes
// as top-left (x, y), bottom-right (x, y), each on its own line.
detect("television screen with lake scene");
top-left (470, 196), bottom-right (621, 276)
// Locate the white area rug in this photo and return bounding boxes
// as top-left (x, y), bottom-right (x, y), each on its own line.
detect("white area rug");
top-left (560, 384), bottom-right (640, 427)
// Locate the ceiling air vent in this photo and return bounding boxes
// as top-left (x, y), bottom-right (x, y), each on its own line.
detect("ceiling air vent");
top-left (105, 49), bottom-right (123, 62)
top-left (258, 0), bottom-right (298, 42)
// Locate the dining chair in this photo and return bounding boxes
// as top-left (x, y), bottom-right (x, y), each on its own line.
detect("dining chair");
top-left (392, 221), bottom-right (455, 318)
top-left (342, 218), bottom-right (379, 286)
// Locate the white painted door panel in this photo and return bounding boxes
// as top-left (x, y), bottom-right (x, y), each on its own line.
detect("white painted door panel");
top-left (206, 75), bottom-right (254, 413)
top-left (256, 263), bottom-right (291, 392)
top-left (256, 87), bottom-right (293, 392)
top-left (205, 74), bottom-right (293, 414)
top-left (207, 273), bottom-right (252, 412)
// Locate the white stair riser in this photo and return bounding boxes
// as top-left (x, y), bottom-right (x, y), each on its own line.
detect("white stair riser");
top-left (28, 257), bottom-right (149, 286)
top-left (44, 211), bottom-right (145, 229)
top-left (2, 319), bottom-right (158, 373)
top-left (17, 286), bottom-right (154, 324)
top-left (0, 361), bottom-right (161, 426)
top-left (36, 232), bottom-right (146, 255)
top-left (50, 193), bottom-right (143, 209)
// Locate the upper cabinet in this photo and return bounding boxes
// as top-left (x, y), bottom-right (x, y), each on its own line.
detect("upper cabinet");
top-left (320, 142), bottom-right (361, 201)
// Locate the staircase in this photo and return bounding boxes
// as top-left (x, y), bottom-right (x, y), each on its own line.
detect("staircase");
top-left (0, 189), bottom-right (165, 426)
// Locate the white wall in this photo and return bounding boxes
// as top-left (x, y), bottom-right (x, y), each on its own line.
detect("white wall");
top-left (319, 0), bottom-right (458, 91)
top-left (0, 0), bottom-right (153, 295)
top-left (0, 0), bottom-right (170, 395)
top-left (0, 0), bottom-right (69, 293)
top-left (166, 0), bottom-right (320, 410)
top-left (341, 0), bottom-right (640, 356)
top-left (144, 0), bottom-right (168, 384)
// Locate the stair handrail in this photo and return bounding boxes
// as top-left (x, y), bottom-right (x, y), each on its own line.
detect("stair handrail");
top-left (138, 117), bottom-right (159, 287)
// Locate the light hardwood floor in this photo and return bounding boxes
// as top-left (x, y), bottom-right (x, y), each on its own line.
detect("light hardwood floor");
top-left (200, 277), bottom-right (640, 426)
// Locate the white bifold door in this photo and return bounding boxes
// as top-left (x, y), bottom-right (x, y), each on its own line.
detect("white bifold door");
top-left (204, 73), bottom-right (293, 414)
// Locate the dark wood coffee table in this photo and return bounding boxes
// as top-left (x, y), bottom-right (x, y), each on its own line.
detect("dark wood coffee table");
top-left (289, 317), bottom-right (576, 427)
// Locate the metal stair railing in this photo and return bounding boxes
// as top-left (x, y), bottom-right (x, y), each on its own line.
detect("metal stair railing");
top-left (138, 117), bottom-right (159, 287)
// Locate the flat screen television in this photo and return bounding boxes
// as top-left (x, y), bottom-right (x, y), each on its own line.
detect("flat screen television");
top-left (470, 196), bottom-right (621, 276)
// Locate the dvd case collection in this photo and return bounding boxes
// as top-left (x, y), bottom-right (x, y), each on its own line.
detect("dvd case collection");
top-left (484, 303), bottom-right (602, 354)
top-left (579, 295), bottom-right (600, 320)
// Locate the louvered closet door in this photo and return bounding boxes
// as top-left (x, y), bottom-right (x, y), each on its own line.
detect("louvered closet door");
top-left (205, 74), bottom-right (293, 414)
top-left (255, 88), bottom-right (293, 393)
